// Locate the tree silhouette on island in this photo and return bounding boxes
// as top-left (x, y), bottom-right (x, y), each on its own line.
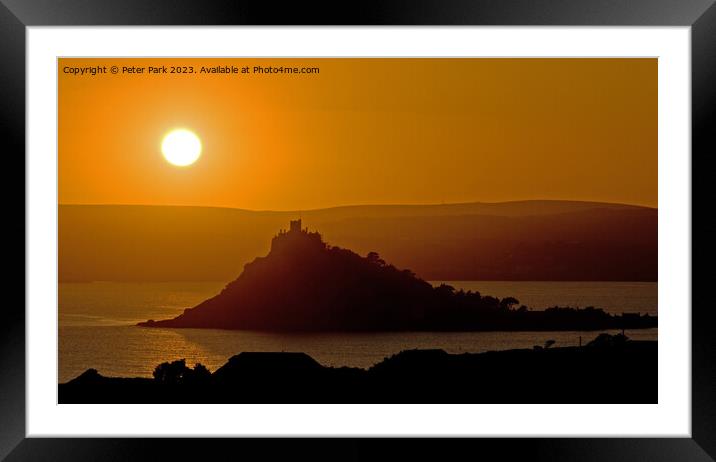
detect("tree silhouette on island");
top-left (138, 220), bottom-right (656, 332)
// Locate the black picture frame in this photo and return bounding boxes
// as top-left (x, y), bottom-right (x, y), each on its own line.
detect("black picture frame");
top-left (2, 0), bottom-right (713, 460)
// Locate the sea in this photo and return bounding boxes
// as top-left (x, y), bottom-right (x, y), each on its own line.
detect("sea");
top-left (58, 281), bottom-right (658, 382)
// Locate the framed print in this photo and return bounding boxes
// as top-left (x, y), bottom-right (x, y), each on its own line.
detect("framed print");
top-left (3, 0), bottom-right (714, 460)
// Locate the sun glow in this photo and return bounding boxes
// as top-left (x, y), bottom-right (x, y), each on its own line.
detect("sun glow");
top-left (161, 129), bottom-right (202, 167)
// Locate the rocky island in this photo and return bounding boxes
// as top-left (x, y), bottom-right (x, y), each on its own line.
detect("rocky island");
top-left (138, 220), bottom-right (657, 332)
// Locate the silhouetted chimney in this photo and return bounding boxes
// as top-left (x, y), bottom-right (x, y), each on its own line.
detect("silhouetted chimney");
top-left (290, 219), bottom-right (302, 233)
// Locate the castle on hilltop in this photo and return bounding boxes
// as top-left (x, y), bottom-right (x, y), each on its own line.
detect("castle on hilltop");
top-left (271, 219), bottom-right (326, 253)
top-left (289, 219), bottom-right (302, 233)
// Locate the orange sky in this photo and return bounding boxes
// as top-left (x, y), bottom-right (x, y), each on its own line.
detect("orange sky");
top-left (58, 58), bottom-right (657, 210)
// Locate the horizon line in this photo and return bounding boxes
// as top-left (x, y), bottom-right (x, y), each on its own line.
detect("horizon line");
top-left (57, 198), bottom-right (658, 213)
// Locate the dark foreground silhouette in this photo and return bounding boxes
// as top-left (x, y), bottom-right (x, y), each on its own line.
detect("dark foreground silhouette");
top-left (59, 334), bottom-right (656, 404)
top-left (138, 220), bottom-right (657, 332)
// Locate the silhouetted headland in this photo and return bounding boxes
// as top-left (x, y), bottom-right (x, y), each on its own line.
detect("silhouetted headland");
top-left (59, 334), bottom-right (656, 403)
top-left (137, 220), bottom-right (657, 332)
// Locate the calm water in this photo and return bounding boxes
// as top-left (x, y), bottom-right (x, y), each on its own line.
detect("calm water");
top-left (59, 281), bottom-right (657, 382)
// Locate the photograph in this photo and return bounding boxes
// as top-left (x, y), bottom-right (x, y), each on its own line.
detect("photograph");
top-left (2, 0), bottom-right (711, 454)
top-left (56, 57), bottom-right (658, 404)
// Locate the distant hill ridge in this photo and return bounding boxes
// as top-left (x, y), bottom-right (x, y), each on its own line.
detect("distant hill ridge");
top-left (61, 199), bottom-right (652, 217)
top-left (59, 200), bottom-right (657, 282)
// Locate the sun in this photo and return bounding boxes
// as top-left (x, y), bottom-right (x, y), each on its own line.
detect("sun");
top-left (161, 129), bottom-right (202, 167)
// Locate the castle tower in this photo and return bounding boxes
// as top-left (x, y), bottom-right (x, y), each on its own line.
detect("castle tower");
top-left (289, 219), bottom-right (302, 233)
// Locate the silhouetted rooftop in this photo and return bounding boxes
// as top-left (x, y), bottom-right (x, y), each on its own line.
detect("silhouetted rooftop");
top-left (213, 352), bottom-right (323, 380)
